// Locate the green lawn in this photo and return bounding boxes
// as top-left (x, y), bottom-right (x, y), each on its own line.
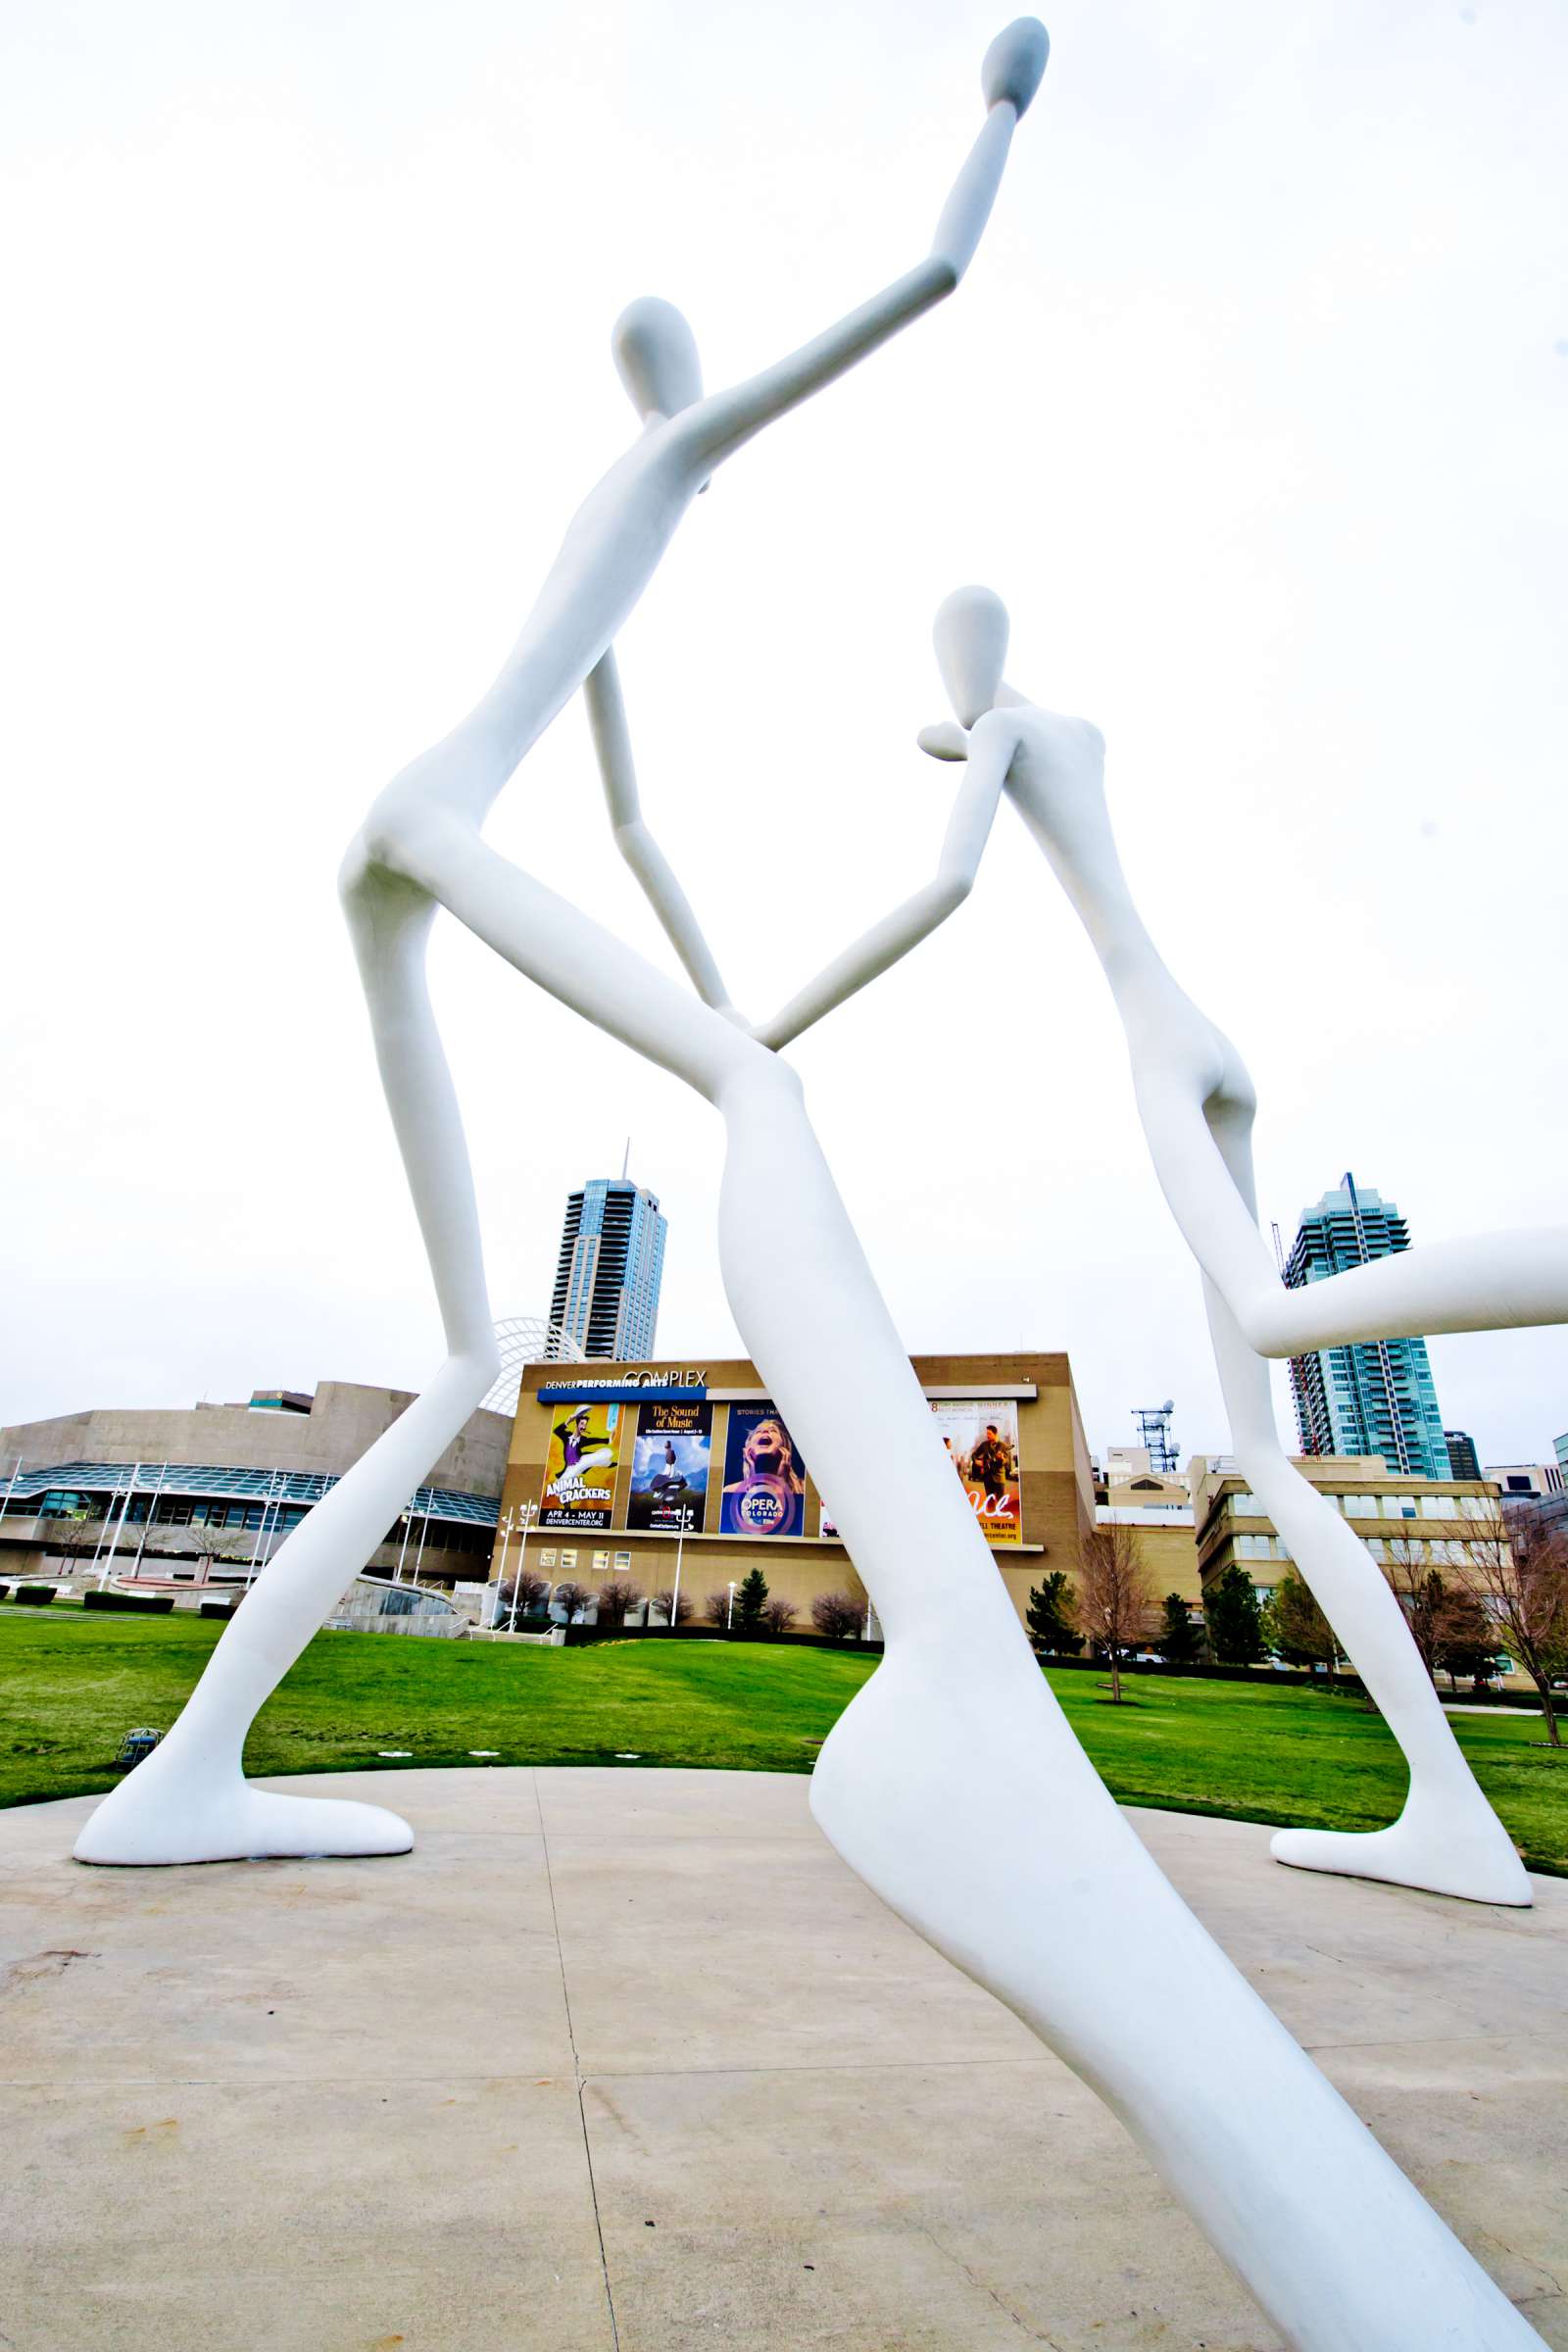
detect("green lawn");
top-left (4, 1607), bottom-right (1566, 1875)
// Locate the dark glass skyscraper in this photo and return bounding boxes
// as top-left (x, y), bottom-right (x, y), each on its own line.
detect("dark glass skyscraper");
top-left (1444, 1429), bottom-right (1481, 1482)
top-left (1283, 1173), bottom-right (1450, 1478)
top-left (549, 1177), bottom-right (666, 1359)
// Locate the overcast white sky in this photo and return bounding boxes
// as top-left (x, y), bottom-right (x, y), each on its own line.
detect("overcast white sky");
top-left (2, 0), bottom-right (1565, 1471)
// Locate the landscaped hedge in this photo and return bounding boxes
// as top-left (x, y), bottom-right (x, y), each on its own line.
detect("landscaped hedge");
top-left (83, 1590), bottom-right (174, 1614)
top-left (12, 1585), bottom-right (57, 1606)
top-left (199, 1600), bottom-right (237, 1620)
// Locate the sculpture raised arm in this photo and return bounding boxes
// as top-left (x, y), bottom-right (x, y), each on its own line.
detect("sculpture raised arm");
top-left (686, 21), bottom-right (1049, 470)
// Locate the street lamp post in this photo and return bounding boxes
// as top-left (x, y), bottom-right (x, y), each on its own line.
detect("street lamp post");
top-left (97, 1463), bottom-right (142, 1590)
top-left (726, 1579), bottom-right (737, 1632)
top-left (507, 1500), bottom-right (539, 1634)
top-left (668, 1501), bottom-right (695, 1633)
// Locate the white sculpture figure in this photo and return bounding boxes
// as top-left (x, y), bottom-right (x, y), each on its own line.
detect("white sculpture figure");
top-left (68, 35), bottom-right (1544, 2338)
top-left (74, 17), bottom-right (1051, 1872)
top-left (866, 581), bottom-right (1531, 1906)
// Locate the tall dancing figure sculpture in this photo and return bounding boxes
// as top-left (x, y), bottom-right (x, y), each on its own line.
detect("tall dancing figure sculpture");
top-left (871, 582), bottom-right (1538, 1906)
top-left (74, 19), bottom-right (1051, 1865)
top-left (74, 32), bottom-right (1547, 2343)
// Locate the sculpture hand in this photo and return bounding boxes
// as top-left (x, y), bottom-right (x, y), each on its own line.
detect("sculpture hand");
top-left (981, 19), bottom-right (1050, 118)
top-left (917, 720), bottom-right (970, 762)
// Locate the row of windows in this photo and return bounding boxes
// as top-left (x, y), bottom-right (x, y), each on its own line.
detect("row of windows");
top-left (1233, 1531), bottom-right (1489, 1571)
top-left (530, 1546), bottom-right (633, 1575)
top-left (1227, 1490), bottom-right (1492, 1524)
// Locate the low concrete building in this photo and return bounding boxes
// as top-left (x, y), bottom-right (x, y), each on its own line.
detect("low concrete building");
top-left (493, 1351), bottom-right (1097, 1637)
top-left (0, 1382), bottom-right (510, 1592)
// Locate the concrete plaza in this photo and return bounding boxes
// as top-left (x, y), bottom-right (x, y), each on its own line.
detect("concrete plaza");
top-left (3, 1768), bottom-right (1565, 2349)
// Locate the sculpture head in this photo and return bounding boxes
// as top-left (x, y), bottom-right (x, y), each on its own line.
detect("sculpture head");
top-left (612, 297), bottom-right (704, 423)
top-left (933, 584), bottom-right (1009, 727)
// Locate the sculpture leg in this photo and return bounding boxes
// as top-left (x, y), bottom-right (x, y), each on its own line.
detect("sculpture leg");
top-left (714, 1057), bottom-right (1541, 2350)
top-left (1205, 1292), bottom-right (1531, 1903)
top-left (75, 869), bottom-right (500, 1864)
top-left (1186, 1092), bottom-right (1531, 1904)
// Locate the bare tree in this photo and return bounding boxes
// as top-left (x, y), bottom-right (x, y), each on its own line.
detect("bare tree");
top-left (810, 1591), bottom-right (863, 1641)
top-left (1382, 1539), bottom-right (1448, 1684)
top-left (552, 1579), bottom-right (592, 1626)
top-left (1446, 1503), bottom-right (1568, 1746)
top-left (654, 1586), bottom-right (693, 1628)
top-left (496, 1568), bottom-right (549, 1626)
top-left (595, 1577), bottom-right (644, 1631)
top-left (1076, 1519), bottom-right (1153, 1705)
top-left (703, 1588), bottom-right (733, 1629)
top-left (760, 1594), bottom-right (798, 1635)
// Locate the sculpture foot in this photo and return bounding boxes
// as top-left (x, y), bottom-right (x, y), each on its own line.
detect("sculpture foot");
top-left (74, 1774), bottom-right (413, 1867)
top-left (1270, 1815), bottom-right (1531, 1907)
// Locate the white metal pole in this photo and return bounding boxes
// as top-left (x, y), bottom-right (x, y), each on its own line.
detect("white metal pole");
top-left (491, 1507), bottom-right (514, 1627)
top-left (410, 1497), bottom-right (431, 1588)
top-left (727, 1579), bottom-right (736, 1630)
top-left (245, 1468), bottom-right (282, 1591)
top-left (508, 1505), bottom-right (535, 1633)
top-left (259, 1469), bottom-right (288, 1577)
top-left (131, 1461), bottom-right (169, 1578)
top-left (98, 1462), bottom-right (140, 1589)
top-left (394, 1493), bottom-right (417, 1581)
top-left (0, 1454), bottom-right (21, 1527)
top-left (669, 1504), bottom-right (692, 1632)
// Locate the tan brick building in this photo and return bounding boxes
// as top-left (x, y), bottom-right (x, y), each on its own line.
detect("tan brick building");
top-left (492, 1352), bottom-right (1097, 1635)
top-left (1191, 1453), bottom-right (1507, 1606)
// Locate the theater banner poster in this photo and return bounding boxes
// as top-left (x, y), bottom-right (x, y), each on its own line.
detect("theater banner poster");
top-left (627, 1399), bottom-right (712, 1532)
top-left (820, 1398), bottom-right (1022, 1546)
top-left (934, 1398), bottom-right (1022, 1544)
top-left (540, 1400), bottom-right (621, 1531)
top-left (719, 1403), bottom-right (808, 1538)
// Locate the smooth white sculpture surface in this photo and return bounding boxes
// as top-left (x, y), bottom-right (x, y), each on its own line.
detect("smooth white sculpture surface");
top-left (70, 33), bottom-right (1547, 2345)
top-left (74, 19), bottom-right (1048, 1871)
top-left (897, 584), bottom-right (1539, 1906)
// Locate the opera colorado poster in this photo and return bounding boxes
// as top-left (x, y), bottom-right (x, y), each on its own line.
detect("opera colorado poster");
top-left (540, 1402), bottom-right (620, 1531)
top-left (719, 1404), bottom-right (808, 1538)
top-left (628, 1400), bottom-right (712, 1531)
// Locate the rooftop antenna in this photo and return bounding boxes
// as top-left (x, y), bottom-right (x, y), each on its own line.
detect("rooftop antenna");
top-left (1271, 1221), bottom-right (1286, 1277)
top-left (1132, 1399), bottom-right (1179, 1477)
top-left (621, 1135), bottom-right (631, 1181)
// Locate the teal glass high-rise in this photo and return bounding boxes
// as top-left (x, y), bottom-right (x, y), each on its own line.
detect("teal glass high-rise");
top-left (1283, 1173), bottom-right (1450, 1478)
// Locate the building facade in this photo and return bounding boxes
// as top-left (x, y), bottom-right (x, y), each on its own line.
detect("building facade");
top-left (1190, 1453), bottom-right (1505, 1614)
top-left (0, 1382), bottom-right (510, 1591)
top-left (1283, 1174), bottom-right (1450, 1477)
top-left (1093, 1448), bottom-right (1200, 1608)
top-left (493, 1352), bottom-right (1097, 1636)
top-left (549, 1178), bottom-right (666, 1359)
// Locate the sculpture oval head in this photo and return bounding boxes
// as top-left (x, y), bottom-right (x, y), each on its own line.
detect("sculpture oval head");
top-left (933, 585), bottom-right (1010, 727)
top-left (612, 297), bottom-right (704, 422)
